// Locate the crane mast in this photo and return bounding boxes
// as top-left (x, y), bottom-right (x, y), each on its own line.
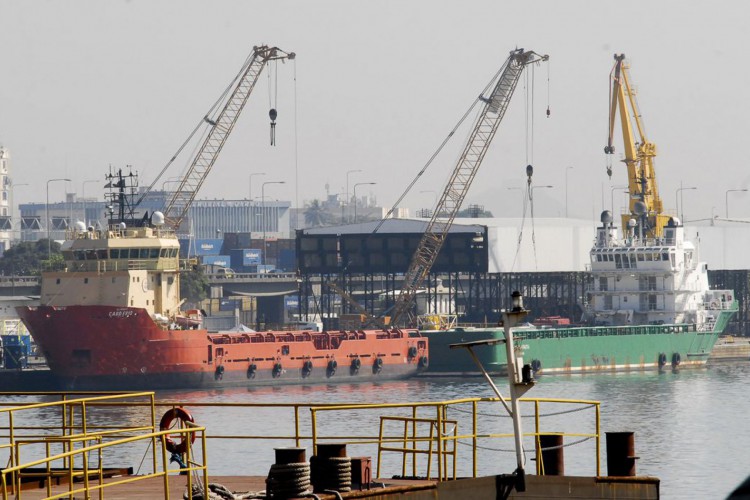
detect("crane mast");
top-left (605, 53), bottom-right (669, 239)
top-left (162, 45), bottom-right (295, 231)
top-left (389, 49), bottom-right (548, 326)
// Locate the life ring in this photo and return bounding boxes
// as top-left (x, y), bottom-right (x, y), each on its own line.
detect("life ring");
top-left (418, 356), bottom-right (429, 369)
top-left (272, 362), bottom-right (283, 378)
top-left (350, 358), bottom-right (361, 375)
top-left (373, 357), bottom-right (383, 374)
top-left (531, 359), bottom-right (542, 372)
top-left (672, 352), bottom-right (681, 367)
top-left (407, 346), bottom-right (418, 358)
top-left (658, 353), bottom-right (667, 367)
top-left (214, 365), bottom-right (225, 381)
top-left (159, 407), bottom-right (195, 455)
top-left (710, 301), bottom-right (719, 310)
top-left (326, 359), bottom-right (338, 377)
top-left (302, 360), bottom-right (313, 377)
top-left (246, 363), bottom-right (257, 379)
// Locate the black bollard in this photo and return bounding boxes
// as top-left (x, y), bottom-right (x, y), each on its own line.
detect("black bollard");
top-left (606, 432), bottom-right (638, 476)
top-left (536, 433), bottom-right (564, 475)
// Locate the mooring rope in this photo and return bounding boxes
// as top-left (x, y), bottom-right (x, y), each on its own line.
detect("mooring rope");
top-left (310, 456), bottom-right (352, 493)
top-left (266, 462), bottom-right (312, 499)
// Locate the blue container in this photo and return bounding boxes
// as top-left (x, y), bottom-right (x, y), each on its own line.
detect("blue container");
top-left (230, 248), bottom-right (262, 268)
top-left (194, 239), bottom-right (224, 256)
top-left (278, 249), bottom-right (296, 271)
top-left (3, 343), bottom-right (28, 369)
top-left (203, 255), bottom-right (231, 267)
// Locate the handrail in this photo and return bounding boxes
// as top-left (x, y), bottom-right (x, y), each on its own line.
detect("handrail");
top-left (1, 393), bottom-right (601, 496)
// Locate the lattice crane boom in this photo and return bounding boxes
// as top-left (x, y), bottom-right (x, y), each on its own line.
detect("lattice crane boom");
top-left (389, 48), bottom-right (547, 326)
top-left (162, 45), bottom-right (295, 230)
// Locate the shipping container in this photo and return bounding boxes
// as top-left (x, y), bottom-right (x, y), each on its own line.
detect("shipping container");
top-left (202, 255), bottom-right (231, 267)
top-left (229, 248), bottom-right (262, 268)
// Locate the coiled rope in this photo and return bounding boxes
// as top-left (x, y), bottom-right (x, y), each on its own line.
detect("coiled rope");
top-left (266, 462), bottom-right (312, 499)
top-left (310, 456), bottom-right (352, 493)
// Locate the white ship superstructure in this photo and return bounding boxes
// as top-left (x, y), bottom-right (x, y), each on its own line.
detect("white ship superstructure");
top-left (586, 211), bottom-right (733, 329)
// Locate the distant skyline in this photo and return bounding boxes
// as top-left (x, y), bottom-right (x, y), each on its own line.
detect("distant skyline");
top-left (1, 1), bottom-right (749, 223)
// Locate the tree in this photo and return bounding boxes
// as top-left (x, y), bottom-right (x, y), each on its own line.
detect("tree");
top-left (180, 267), bottom-right (208, 306)
top-left (304, 199), bottom-right (334, 228)
top-left (0, 239), bottom-right (61, 276)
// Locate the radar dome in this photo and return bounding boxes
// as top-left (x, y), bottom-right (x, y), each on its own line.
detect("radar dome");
top-left (152, 211), bottom-right (165, 226)
top-left (600, 210), bottom-right (613, 224)
top-left (74, 220), bottom-right (86, 231)
top-left (627, 218), bottom-right (637, 228)
top-left (633, 201), bottom-right (647, 216)
top-left (119, 222), bottom-right (126, 230)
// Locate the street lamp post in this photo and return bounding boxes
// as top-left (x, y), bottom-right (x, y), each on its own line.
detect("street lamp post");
top-left (346, 169), bottom-right (362, 223)
top-left (81, 179), bottom-right (100, 227)
top-left (725, 189), bottom-right (748, 218)
top-left (565, 166), bottom-right (573, 218)
top-left (46, 178), bottom-right (71, 260)
top-left (11, 183), bottom-right (28, 243)
top-left (610, 185), bottom-right (628, 215)
top-left (529, 185), bottom-right (553, 215)
top-left (675, 184), bottom-right (697, 223)
top-left (261, 181), bottom-right (285, 266)
top-left (353, 182), bottom-right (376, 223)
top-left (247, 172), bottom-right (266, 232)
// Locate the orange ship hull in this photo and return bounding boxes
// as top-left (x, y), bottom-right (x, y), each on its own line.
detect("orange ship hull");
top-left (16, 305), bottom-right (428, 390)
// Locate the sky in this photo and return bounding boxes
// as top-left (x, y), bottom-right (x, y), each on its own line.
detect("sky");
top-left (1, 1), bottom-right (749, 223)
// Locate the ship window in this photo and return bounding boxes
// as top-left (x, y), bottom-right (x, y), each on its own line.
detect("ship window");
top-left (136, 276), bottom-right (140, 282)
top-left (637, 253), bottom-right (645, 261)
top-left (110, 249), bottom-right (119, 259)
top-left (281, 345), bottom-right (290, 355)
top-left (97, 249), bottom-right (108, 259)
top-left (599, 277), bottom-right (608, 291)
top-left (129, 249), bottom-right (139, 259)
top-left (614, 254), bottom-right (622, 269)
top-left (149, 248), bottom-right (159, 258)
top-left (139, 248), bottom-right (149, 259)
top-left (662, 252), bottom-right (669, 261)
top-left (131, 299), bottom-right (134, 306)
top-left (596, 254), bottom-right (602, 262)
top-left (168, 277), bottom-right (174, 285)
top-left (623, 296), bottom-right (628, 303)
top-left (604, 295), bottom-right (613, 309)
top-left (670, 254), bottom-right (675, 266)
top-left (160, 248), bottom-right (168, 257)
top-left (171, 249), bottom-right (179, 258)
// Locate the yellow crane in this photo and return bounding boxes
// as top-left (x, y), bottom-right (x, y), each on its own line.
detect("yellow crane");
top-left (605, 53), bottom-right (670, 239)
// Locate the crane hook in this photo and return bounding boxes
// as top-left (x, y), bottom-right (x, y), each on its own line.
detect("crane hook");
top-left (269, 108), bottom-right (278, 146)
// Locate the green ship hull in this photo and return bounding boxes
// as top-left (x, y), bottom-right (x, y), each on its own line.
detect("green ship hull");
top-left (423, 304), bottom-right (736, 375)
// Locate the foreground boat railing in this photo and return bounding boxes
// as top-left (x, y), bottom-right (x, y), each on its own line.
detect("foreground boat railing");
top-left (0, 392), bottom-right (209, 499)
top-left (0, 392), bottom-right (601, 494)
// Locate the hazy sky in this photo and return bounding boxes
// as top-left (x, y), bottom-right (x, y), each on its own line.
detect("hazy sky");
top-left (1, 1), bottom-right (749, 222)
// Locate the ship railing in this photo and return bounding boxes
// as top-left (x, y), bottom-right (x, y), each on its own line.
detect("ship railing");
top-left (0, 393), bottom-right (602, 489)
top-left (0, 391), bottom-right (209, 499)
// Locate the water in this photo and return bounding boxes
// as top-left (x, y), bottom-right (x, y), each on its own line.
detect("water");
top-left (4, 363), bottom-right (749, 499)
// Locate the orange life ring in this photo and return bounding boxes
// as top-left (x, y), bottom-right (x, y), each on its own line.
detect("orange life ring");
top-left (159, 407), bottom-right (195, 454)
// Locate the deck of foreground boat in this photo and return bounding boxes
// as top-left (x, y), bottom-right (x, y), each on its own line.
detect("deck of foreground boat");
top-left (22, 473), bottom-right (659, 499)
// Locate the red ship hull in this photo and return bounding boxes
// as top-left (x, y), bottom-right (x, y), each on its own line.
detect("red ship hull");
top-left (16, 305), bottom-right (428, 390)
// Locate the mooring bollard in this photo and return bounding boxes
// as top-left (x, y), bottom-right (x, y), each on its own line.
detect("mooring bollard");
top-left (606, 432), bottom-right (638, 476)
top-left (536, 433), bottom-right (564, 475)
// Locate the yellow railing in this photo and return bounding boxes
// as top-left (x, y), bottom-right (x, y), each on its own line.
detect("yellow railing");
top-left (0, 392), bottom-right (208, 499)
top-left (1, 392), bottom-right (600, 496)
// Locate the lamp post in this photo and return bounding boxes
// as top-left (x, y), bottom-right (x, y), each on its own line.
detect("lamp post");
top-left (47, 178), bottom-right (71, 260)
top-left (353, 182), bottom-right (376, 223)
top-left (81, 179), bottom-right (100, 227)
top-left (675, 184), bottom-right (697, 223)
top-left (261, 181), bottom-right (285, 266)
top-left (11, 183), bottom-right (28, 243)
top-left (610, 185), bottom-right (628, 215)
top-left (247, 172), bottom-right (266, 233)
top-left (346, 169), bottom-right (362, 223)
top-left (565, 166), bottom-right (573, 218)
top-left (725, 189), bottom-right (748, 218)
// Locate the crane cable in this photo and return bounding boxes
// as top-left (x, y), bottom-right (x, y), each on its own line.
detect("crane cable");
top-left (372, 63), bottom-right (510, 234)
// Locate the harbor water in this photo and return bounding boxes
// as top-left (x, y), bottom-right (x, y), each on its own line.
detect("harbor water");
top-left (4, 362), bottom-right (749, 499)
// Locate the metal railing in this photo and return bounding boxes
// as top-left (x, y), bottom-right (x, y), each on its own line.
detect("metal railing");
top-left (1, 392), bottom-right (601, 496)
